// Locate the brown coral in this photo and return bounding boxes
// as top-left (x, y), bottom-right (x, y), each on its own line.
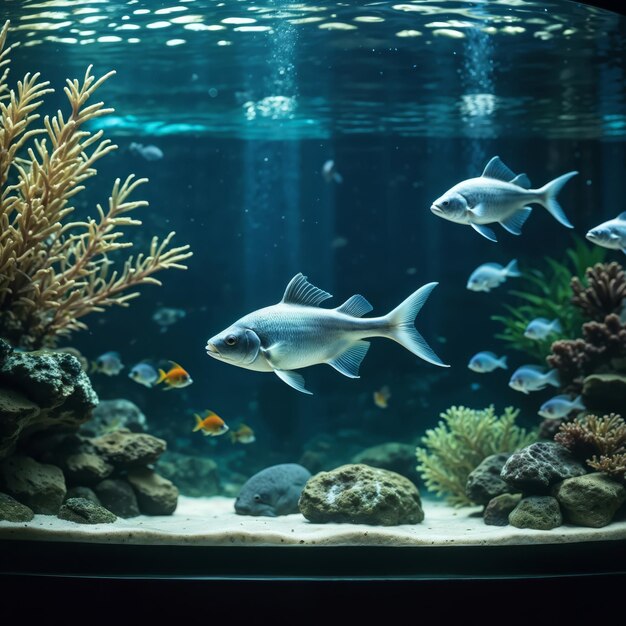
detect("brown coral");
top-left (587, 453), bottom-right (626, 483)
top-left (0, 21), bottom-right (192, 349)
top-left (571, 262), bottom-right (626, 322)
top-left (547, 313), bottom-right (626, 390)
top-left (554, 413), bottom-right (626, 464)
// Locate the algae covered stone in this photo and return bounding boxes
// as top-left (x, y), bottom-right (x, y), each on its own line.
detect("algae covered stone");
top-left (58, 497), bottom-right (117, 524)
top-left (508, 495), bottom-right (562, 530)
top-left (92, 430), bottom-right (166, 469)
top-left (0, 492), bottom-right (34, 522)
top-left (299, 463), bottom-right (424, 526)
top-left (553, 473), bottom-right (626, 527)
top-left (127, 467), bottom-right (178, 515)
top-left (0, 455), bottom-right (66, 514)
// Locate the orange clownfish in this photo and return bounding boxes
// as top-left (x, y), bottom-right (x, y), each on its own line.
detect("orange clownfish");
top-left (156, 361), bottom-right (193, 390)
top-left (230, 423), bottom-right (256, 445)
top-left (193, 410), bottom-right (229, 437)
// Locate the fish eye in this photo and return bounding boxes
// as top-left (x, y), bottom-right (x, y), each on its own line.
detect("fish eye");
top-left (253, 494), bottom-right (262, 502)
top-left (442, 200), bottom-right (449, 206)
top-left (225, 334), bottom-right (237, 346)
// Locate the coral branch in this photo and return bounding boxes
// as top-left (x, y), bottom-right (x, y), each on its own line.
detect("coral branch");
top-left (0, 21), bottom-right (193, 348)
top-left (571, 262), bottom-right (626, 322)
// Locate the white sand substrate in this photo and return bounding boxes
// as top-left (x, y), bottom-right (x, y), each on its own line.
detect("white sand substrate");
top-left (1, 496), bottom-right (625, 547)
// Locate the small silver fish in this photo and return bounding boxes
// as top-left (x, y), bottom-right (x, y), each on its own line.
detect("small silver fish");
top-left (468, 351), bottom-right (508, 373)
top-left (430, 156), bottom-right (578, 241)
top-left (206, 273), bottom-right (448, 395)
top-left (128, 362), bottom-right (159, 388)
top-left (322, 159), bottom-right (343, 184)
top-left (509, 365), bottom-right (560, 394)
top-left (92, 351), bottom-right (124, 376)
top-left (466, 259), bottom-right (521, 292)
top-left (152, 307), bottom-right (186, 332)
top-left (524, 317), bottom-right (562, 340)
top-left (538, 394), bottom-right (585, 419)
top-left (129, 142), bottom-right (164, 161)
top-left (586, 212), bottom-right (626, 254)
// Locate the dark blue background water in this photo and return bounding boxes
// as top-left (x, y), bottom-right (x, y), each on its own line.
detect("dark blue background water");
top-left (3, 0), bottom-right (626, 473)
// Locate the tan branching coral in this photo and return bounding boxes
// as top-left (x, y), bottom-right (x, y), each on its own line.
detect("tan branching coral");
top-left (587, 453), bottom-right (626, 483)
top-left (571, 262), bottom-right (626, 322)
top-left (0, 21), bottom-right (192, 348)
top-left (555, 413), bottom-right (626, 475)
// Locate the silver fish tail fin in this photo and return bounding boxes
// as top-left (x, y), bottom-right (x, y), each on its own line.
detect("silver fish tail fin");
top-left (537, 171), bottom-right (577, 228)
top-left (551, 318), bottom-right (563, 334)
top-left (384, 282), bottom-right (448, 367)
top-left (504, 259), bottom-right (521, 277)
top-left (545, 368), bottom-right (561, 388)
top-left (498, 356), bottom-right (508, 369)
top-left (572, 395), bottom-right (585, 411)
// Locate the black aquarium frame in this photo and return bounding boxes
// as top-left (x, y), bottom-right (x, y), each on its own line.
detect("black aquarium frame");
top-left (1, 0), bottom-right (625, 606)
top-left (1, 537), bottom-right (625, 580)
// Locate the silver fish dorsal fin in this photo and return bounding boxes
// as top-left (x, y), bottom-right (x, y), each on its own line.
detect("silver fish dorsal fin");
top-left (617, 211), bottom-right (626, 221)
top-left (281, 273), bottom-right (333, 306)
top-left (481, 156), bottom-right (517, 182)
top-left (335, 294), bottom-right (373, 317)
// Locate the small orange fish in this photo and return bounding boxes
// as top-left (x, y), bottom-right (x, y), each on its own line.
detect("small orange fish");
top-left (230, 423), bottom-right (256, 444)
top-left (373, 385), bottom-right (391, 409)
top-left (192, 410), bottom-right (229, 437)
top-left (156, 361), bottom-right (193, 390)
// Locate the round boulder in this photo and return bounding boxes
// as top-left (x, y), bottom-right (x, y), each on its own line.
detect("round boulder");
top-left (553, 473), bottom-right (626, 528)
top-left (298, 463), bottom-right (424, 526)
top-left (509, 496), bottom-right (562, 530)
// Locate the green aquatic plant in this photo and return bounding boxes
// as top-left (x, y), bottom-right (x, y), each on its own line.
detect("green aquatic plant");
top-left (492, 236), bottom-right (607, 361)
top-left (415, 405), bottom-right (536, 507)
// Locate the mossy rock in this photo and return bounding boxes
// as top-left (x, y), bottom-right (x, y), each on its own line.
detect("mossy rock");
top-left (57, 497), bottom-right (117, 524)
top-left (0, 491), bottom-right (34, 522)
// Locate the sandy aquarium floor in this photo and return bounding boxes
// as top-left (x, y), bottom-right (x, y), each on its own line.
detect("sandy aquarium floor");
top-left (1, 496), bottom-right (626, 547)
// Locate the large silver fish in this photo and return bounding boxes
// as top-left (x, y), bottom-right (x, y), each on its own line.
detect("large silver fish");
top-left (430, 156), bottom-right (578, 242)
top-left (206, 273), bottom-right (448, 394)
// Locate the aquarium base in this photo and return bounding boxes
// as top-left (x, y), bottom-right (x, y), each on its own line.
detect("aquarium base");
top-left (1, 496), bottom-right (625, 548)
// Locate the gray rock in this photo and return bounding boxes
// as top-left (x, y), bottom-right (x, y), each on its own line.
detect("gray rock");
top-left (0, 455), bottom-right (66, 514)
top-left (65, 486), bottom-right (100, 505)
top-left (127, 467), bottom-right (178, 515)
top-left (92, 430), bottom-right (166, 469)
top-left (94, 479), bottom-right (140, 518)
top-left (0, 491), bottom-right (34, 522)
top-left (63, 452), bottom-right (114, 486)
top-left (500, 442), bottom-right (587, 494)
top-left (57, 497), bottom-right (116, 524)
top-left (483, 493), bottom-right (522, 526)
top-left (82, 399), bottom-right (147, 437)
top-left (0, 340), bottom-right (98, 460)
top-left (553, 473), bottom-right (626, 528)
top-left (351, 442), bottom-right (420, 484)
top-left (157, 451), bottom-right (220, 497)
top-left (509, 496), bottom-right (562, 530)
top-left (298, 463), bottom-right (424, 526)
top-left (235, 463), bottom-right (311, 517)
top-left (466, 453), bottom-right (512, 506)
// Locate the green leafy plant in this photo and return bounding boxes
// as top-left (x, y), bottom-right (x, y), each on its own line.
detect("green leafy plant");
top-left (416, 405), bottom-right (537, 507)
top-left (492, 236), bottom-right (607, 361)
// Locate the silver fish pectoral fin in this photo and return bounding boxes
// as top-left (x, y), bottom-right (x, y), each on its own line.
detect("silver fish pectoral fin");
top-left (274, 369), bottom-right (313, 395)
top-left (326, 340), bottom-right (370, 378)
top-left (470, 222), bottom-right (498, 242)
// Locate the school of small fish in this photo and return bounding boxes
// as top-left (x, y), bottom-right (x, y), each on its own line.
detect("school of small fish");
top-left (92, 150), bottom-right (626, 451)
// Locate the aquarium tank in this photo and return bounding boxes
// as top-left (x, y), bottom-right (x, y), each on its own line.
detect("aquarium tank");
top-left (0, 0), bottom-right (625, 585)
